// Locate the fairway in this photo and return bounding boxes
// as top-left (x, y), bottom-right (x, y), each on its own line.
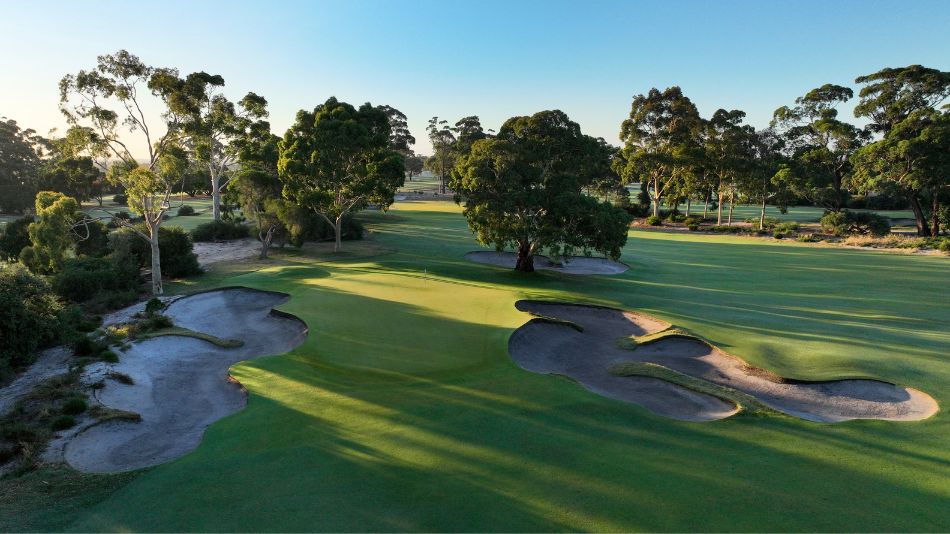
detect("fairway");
top-left (62, 201), bottom-right (950, 532)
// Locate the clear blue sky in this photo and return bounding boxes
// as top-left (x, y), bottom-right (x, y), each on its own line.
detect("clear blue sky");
top-left (1, 0), bottom-right (948, 155)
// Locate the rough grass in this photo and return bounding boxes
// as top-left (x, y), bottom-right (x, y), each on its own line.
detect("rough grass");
top-left (138, 327), bottom-right (244, 348)
top-left (608, 361), bottom-right (778, 415)
top-left (4, 200), bottom-right (950, 532)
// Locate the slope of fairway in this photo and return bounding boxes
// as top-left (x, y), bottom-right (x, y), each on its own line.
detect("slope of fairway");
top-left (67, 201), bottom-right (950, 532)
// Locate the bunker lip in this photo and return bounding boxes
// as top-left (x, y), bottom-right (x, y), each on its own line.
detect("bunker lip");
top-left (62, 287), bottom-right (308, 473)
top-left (509, 300), bottom-right (938, 422)
top-left (465, 251), bottom-right (629, 275)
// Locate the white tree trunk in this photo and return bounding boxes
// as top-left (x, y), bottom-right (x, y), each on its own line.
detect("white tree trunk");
top-left (211, 171), bottom-right (221, 221)
top-left (334, 217), bottom-right (343, 252)
top-left (149, 223), bottom-right (163, 296)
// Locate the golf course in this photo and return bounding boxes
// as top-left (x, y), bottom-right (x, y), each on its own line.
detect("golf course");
top-left (4, 199), bottom-right (946, 531)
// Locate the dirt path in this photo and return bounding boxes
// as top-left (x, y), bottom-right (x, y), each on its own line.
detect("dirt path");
top-left (62, 288), bottom-right (308, 473)
top-left (509, 301), bottom-right (937, 422)
top-left (466, 251), bottom-right (629, 275)
top-left (192, 238), bottom-right (261, 267)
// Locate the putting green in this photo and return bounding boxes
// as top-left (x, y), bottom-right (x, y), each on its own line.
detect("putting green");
top-left (37, 201), bottom-right (950, 530)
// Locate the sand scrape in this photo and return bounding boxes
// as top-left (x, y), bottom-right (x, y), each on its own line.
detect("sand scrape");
top-left (509, 301), bottom-right (937, 422)
top-left (63, 288), bottom-right (308, 473)
top-left (465, 251), bottom-right (629, 275)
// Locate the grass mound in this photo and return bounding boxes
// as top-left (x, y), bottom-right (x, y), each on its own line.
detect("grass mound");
top-left (608, 361), bottom-right (778, 416)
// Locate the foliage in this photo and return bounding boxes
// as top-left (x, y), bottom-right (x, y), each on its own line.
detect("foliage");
top-left (378, 105), bottom-right (416, 154)
top-left (0, 117), bottom-right (45, 213)
top-left (0, 215), bottom-right (33, 261)
top-left (112, 194), bottom-right (127, 205)
top-left (451, 110), bottom-right (631, 271)
top-left (0, 265), bottom-right (67, 377)
top-left (278, 97), bottom-right (404, 251)
top-left (177, 205), bottom-right (196, 216)
top-left (19, 192), bottom-right (79, 274)
top-left (109, 225), bottom-right (201, 279)
top-left (72, 217), bottom-right (110, 257)
top-left (645, 215), bottom-right (663, 226)
top-left (820, 210), bottom-right (891, 237)
top-left (191, 220), bottom-right (250, 242)
top-left (51, 256), bottom-right (140, 303)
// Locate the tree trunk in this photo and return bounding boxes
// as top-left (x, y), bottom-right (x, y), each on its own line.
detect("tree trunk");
top-left (717, 185), bottom-right (723, 225)
top-left (908, 195), bottom-right (931, 237)
top-left (149, 224), bottom-right (163, 296)
top-left (211, 172), bottom-right (221, 221)
top-left (932, 196), bottom-right (941, 237)
top-left (259, 226), bottom-right (275, 260)
top-left (515, 241), bottom-right (534, 272)
top-left (333, 217), bottom-right (343, 252)
top-left (652, 178), bottom-right (660, 217)
top-left (760, 196), bottom-right (767, 229)
top-left (685, 198), bottom-right (691, 217)
top-left (703, 190), bottom-right (710, 219)
top-left (728, 188), bottom-right (735, 225)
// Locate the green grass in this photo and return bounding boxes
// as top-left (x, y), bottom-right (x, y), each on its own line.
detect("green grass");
top-left (3, 200), bottom-right (949, 531)
top-left (608, 361), bottom-right (777, 416)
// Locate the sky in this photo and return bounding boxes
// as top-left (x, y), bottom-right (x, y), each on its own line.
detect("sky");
top-left (1, 0), bottom-right (949, 156)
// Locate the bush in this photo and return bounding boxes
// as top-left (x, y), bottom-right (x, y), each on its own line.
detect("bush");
top-left (687, 224), bottom-right (700, 232)
top-left (748, 217), bottom-right (781, 231)
top-left (683, 215), bottom-right (703, 227)
top-left (145, 297), bottom-right (166, 316)
top-left (273, 203), bottom-right (364, 246)
top-left (72, 218), bottom-right (111, 258)
top-left (73, 335), bottom-right (107, 356)
top-left (820, 210), bottom-right (891, 237)
top-left (109, 225), bottom-right (202, 279)
top-left (112, 194), bottom-right (128, 205)
top-left (708, 225), bottom-right (745, 234)
top-left (52, 256), bottom-right (140, 303)
top-left (0, 265), bottom-right (68, 375)
top-left (61, 398), bottom-right (87, 416)
top-left (645, 215), bottom-right (662, 226)
top-left (775, 222), bottom-right (800, 234)
top-left (191, 220), bottom-right (250, 242)
top-left (177, 205), bottom-right (196, 216)
top-left (0, 215), bottom-right (33, 261)
top-left (797, 233), bottom-right (822, 243)
top-left (51, 415), bottom-right (76, 431)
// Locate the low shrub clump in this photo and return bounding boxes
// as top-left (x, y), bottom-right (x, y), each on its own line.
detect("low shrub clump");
top-left (52, 256), bottom-right (140, 303)
top-left (0, 265), bottom-right (69, 378)
top-left (841, 234), bottom-right (950, 252)
top-left (708, 225), bottom-right (745, 234)
top-left (110, 226), bottom-right (201, 278)
top-left (820, 210), bottom-right (891, 237)
top-left (191, 220), bottom-right (250, 242)
top-left (644, 215), bottom-right (663, 226)
top-left (112, 194), bottom-right (128, 205)
top-left (176, 205), bottom-right (196, 216)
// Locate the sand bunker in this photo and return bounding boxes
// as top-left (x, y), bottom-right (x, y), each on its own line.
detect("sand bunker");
top-left (465, 251), bottom-right (629, 275)
top-left (63, 288), bottom-right (307, 473)
top-left (509, 301), bottom-right (937, 422)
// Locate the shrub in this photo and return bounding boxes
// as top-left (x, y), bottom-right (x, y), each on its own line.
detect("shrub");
top-left (683, 215), bottom-right (703, 227)
top-left (61, 398), bottom-right (87, 416)
top-left (797, 233), bottom-right (822, 243)
top-left (0, 215), bottom-right (33, 261)
top-left (177, 205), bottom-right (196, 216)
top-left (687, 224), bottom-right (700, 232)
top-left (0, 265), bottom-right (68, 375)
top-left (748, 217), bottom-right (781, 231)
top-left (112, 194), bottom-right (128, 205)
top-left (820, 210), bottom-right (891, 237)
top-left (50, 415), bottom-right (76, 431)
top-left (645, 215), bottom-right (663, 226)
top-left (773, 231), bottom-right (785, 239)
top-left (145, 297), bottom-right (166, 316)
top-left (109, 226), bottom-right (201, 279)
top-left (99, 349), bottom-right (119, 363)
top-left (708, 225), bottom-right (745, 234)
top-left (73, 335), bottom-right (107, 356)
top-left (52, 256), bottom-right (140, 303)
top-left (191, 220), bottom-right (250, 242)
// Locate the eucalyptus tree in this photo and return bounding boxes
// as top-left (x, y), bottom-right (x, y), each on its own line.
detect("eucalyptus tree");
top-left (426, 116), bottom-right (456, 194)
top-left (405, 154), bottom-right (424, 180)
top-left (278, 97), bottom-right (405, 252)
top-left (378, 105), bottom-right (416, 155)
top-left (59, 49), bottom-right (186, 294)
top-left (851, 65), bottom-right (950, 236)
top-left (701, 109), bottom-right (748, 224)
top-left (742, 128), bottom-right (789, 228)
top-left (232, 126), bottom-right (283, 259)
top-left (0, 117), bottom-right (45, 213)
top-left (771, 84), bottom-right (867, 212)
top-left (166, 71), bottom-right (268, 220)
top-left (617, 87), bottom-right (702, 218)
top-left (451, 110), bottom-right (631, 272)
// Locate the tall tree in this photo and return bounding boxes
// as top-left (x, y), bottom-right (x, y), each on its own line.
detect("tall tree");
top-left (278, 97), bottom-right (405, 252)
top-left (19, 191), bottom-right (79, 274)
top-left (232, 124), bottom-right (283, 259)
top-left (167, 71), bottom-right (268, 220)
top-left (0, 117), bottom-right (45, 213)
top-left (702, 109), bottom-right (749, 224)
top-left (618, 87), bottom-right (702, 217)
top-left (59, 49), bottom-right (185, 294)
top-left (451, 110), bottom-right (631, 272)
top-left (426, 116), bottom-right (456, 194)
top-left (852, 65), bottom-right (950, 236)
top-left (771, 84), bottom-right (867, 212)
top-left (404, 154), bottom-right (425, 181)
top-left (378, 105), bottom-right (416, 155)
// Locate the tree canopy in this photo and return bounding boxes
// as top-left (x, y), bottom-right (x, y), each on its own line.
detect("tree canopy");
top-left (278, 97), bottom-right (405, 251)
top-left (451, 110), bottom-right (631, 272)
